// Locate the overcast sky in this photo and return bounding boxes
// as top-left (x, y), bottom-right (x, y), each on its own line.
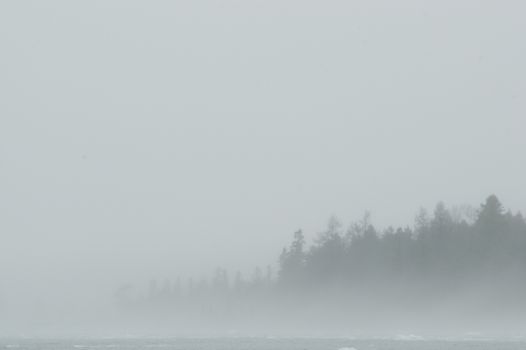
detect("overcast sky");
top-left (1, 0), bottom-right (525, 307)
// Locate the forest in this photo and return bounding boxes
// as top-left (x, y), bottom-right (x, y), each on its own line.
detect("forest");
top-left (114, 195), bottom-right (526, 334)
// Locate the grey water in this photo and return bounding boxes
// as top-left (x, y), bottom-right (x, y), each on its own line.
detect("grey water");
top-left (1, 338), bottom-right (525, 350)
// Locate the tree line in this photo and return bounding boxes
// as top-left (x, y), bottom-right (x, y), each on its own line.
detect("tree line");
top-left (278, 195), bottom-right (526, 293)
top-left (114, 195), bottom-right (526, 331)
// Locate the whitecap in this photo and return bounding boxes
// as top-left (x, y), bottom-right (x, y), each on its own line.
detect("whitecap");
top-left (394, 334), bottom-right (424, 341)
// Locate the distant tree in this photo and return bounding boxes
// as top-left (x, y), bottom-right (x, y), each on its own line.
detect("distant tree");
top-left (234, 271), bottom-right (245, 293)
top-left (278, 229), bottom-right (306, 286)
top-left (340, 212), bottom-right (381, 284)
top-left (213, 268), bottom-right (229, 292)
top-left (414, 207), bottom-right (430, 238)
top-left (474, 195), bottom-right (508, 262)
top-left (160, 279), bottom-right (172, 299)
top-left (148, 279), bottom-right (157, 300)
top-left (317, 216), bottom-right (343, 244)
top-left (476, 194), bottom-right (505, 235)
top-left (265, 265), bottom-right (273, 286)
top-left (251, 266), bottom-right (263, 288)
top-left (306, 217), bottom-right (346, 284)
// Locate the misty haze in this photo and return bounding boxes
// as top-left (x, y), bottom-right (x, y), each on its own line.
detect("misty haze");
top-left (1, 1), bottom-right (525, 349)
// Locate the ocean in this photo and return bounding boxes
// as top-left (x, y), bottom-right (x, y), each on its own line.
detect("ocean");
top-left (1, 338), bottom-right (525, 350)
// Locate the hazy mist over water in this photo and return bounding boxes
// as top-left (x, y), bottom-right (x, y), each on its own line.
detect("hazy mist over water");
top-left (1, 0), bottom-right (525, 340)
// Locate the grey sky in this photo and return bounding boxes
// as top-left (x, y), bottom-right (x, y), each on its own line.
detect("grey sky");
top-left (1, 0), bottom-right (525, 307)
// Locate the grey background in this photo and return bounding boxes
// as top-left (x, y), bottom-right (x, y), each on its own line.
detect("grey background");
top-left (0, 0), bottom-right (524, 324)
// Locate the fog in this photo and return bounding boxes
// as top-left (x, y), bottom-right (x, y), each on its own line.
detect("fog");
top-left (1, 0), bottom-right (525, 337)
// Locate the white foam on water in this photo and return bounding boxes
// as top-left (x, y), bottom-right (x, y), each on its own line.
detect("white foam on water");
top-left (145, 344), bottom-right (171, 348)
top-left (394, 334), bottom-right (424, 341)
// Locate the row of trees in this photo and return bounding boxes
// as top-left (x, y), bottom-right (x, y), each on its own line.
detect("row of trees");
top-left (119, 195), bottom-right (526, 302)
top-left (278, 195), bottom-right (526, 293)
top-left (115, 195), bottom-right (526, 331)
